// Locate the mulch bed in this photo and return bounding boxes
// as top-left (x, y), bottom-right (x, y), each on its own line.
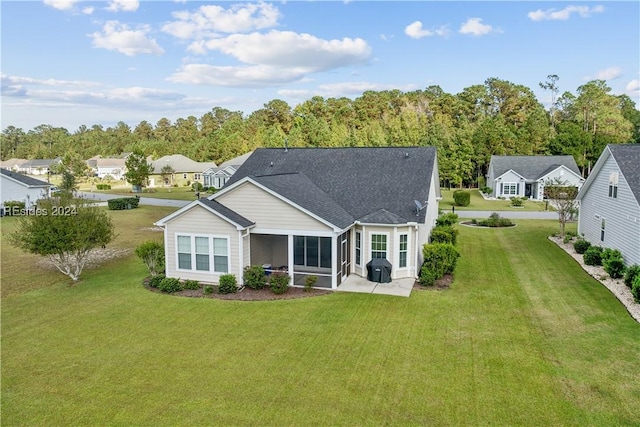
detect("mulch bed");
top-left (412, 273), bottom-right (454, 291)
top-left (144, 281), bottom-right (332, 301)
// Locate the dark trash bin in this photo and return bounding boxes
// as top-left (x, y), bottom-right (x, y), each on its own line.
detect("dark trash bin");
top-left (366, 258), bottom-right (392, 283)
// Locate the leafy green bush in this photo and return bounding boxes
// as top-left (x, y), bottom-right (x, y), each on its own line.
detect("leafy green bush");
top-left (583, 246), bottom-right (603, 266)
top-left (602, 248), bottom-right (622, 264)
top-left (304, 275), bottom-right (317, 292)
top-left (563, 235), bottom-right (572, 244)
top-left (624, 265), bottom-right (640, 289)
top-left (478, 212), bottom-right (513, 227)
top-left (510, 197), bottom-right (525, 207)
top-left (573, 238), bottom-right (591, 254)
top-left (158, 277), bottom-right (183, 293)
top-left (135, 240), bottom-right (165, 276)
top-left (107, 197), bottom-right (140, 210)
top-left (604, 257), bottom-right (626, 279)
top-left (243, 265), bottom-right (266, 289)
top-left (4, 201), bottom-right (26, 216)
top-left (204, 285), bottom-right (214, 295)
top-left (419, 243), bottom-right (460, 286)
top-left (436, 213), bottom-right (459, 227)
top-left (632, 276), bottom-right (640, 303)
top-left (453, 190), bottom-right (470, 207)
top-left (183, 279), bottom-right (200, 290)
top-left (218, 274), bottom-right (238, 294)
top-left (96, 184), bottom-right (111, 190)
top-left (269, 271), bottom-right (290, 294)
top-left (481, 186), bottom-right (492, 195)
top-left (430, 225), bottom-right (458, 245)
top-left (148, 274), bottom-right (165, 288)
top-left (192, 182), bottom-right (203, 191)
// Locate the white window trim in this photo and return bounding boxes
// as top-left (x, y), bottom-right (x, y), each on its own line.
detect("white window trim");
top-left (398, 233), bottom-right (409, 269)
top-left (369, 231), bottom-right (390, 261)
top-left (175, 233), bottom-right (231, 275)
top-left (502, 182), bottom-right (518, 196)
top-left (355, 230), bottom-right (362, 266)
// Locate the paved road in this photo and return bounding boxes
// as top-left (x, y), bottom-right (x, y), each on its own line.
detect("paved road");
top-left (78, 192), bottom-right (191, 208)
top-left (452, 209), bottom-right (558, 220)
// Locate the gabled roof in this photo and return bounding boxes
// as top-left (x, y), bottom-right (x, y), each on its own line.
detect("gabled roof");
top-left (151, 154), bottom-right (217, 173)
top-left (490, 155), bottom-right (581, 181)
top-left (223, 147), bottom-right (437, 226)
top-left (154, 198), bottom-right (254, 229)
top-left (97, 158), bottom-right (126, 168)
top-left (22, 158), bottom-right (60, 168)
top-left (0, 158), bottom-right (28, 169)
top-left (220, 151), bottom-right (253, 168)
top-left (0, 168), bottom-right (52, 187)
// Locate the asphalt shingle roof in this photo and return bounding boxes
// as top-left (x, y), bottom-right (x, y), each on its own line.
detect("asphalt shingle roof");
top-left (490, 155), bottom-right (581, 180)
top-left (198, 199), bottom-right (255, 228)
top-left (608, 144), bottom-right (640, 204)
top-left (0, 168), bottom-right (52, 187)
top-left (224, 147), bottom-right (437, 227)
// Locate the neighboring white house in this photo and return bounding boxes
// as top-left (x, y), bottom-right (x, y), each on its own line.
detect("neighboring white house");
top-left (1, 168), bottom-right (52, 212)
top-left (486, 155), bottom-right (584, 200)
top-left (202, 165), bottom-right (238, 189)
top-left (0, 158), bottom-right (28, 172)
top-left (96, 158), bottom-right (126, 180)
top-left (155, 147), bottom-right (441, 289)
top-left (577, 144), bottom-right (640, 266)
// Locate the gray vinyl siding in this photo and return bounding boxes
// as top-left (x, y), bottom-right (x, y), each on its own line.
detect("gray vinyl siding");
top-left (578, 155), bottom-right (640, 266)
top-left (0, 177), bottom-right (49, 209)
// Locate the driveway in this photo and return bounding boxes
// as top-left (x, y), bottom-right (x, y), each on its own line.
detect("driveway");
top-left (78, 191), bottom-right (191, 208)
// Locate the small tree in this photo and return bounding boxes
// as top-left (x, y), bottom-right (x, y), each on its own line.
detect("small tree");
top-left (160, 164), bottom-right (175, 188)
top-left (544, 177), bottom-right (579, 237)
top-left (124, 150), bottom-right (153, 192)
top-left (8, 198), bottom-right (115, 281)
top-left (135, 240), bottom-right (165, 276)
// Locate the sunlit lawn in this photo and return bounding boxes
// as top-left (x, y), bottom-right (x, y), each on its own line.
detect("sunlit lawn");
top-left (2, 215), bottom-right (638, 425)
top-left (440, 188), bottom-right (554, 212)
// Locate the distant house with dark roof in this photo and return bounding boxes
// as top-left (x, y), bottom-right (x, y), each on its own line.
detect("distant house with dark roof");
top-left (1, 168), bottom-right (52, 211)
top-left (155, 147), bottom-right (441, 289)
top-left (486, 155), bottom-right (584, 200)
top-left (577, 144), bottom-right (640, 266)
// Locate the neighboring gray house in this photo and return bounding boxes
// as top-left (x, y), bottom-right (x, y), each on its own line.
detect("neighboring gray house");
top-left (577, 144), bottom-right (640, 266)
top-left (1, 168), bottom-right (52, 212)
top-left (486, 155), bottom-right (584, 200)
top-left (155, 147), bottom-right (441, 289)
top-left (202, 165), bottom-right (238, 189)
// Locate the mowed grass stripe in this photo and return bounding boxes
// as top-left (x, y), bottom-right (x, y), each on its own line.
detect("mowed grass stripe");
top-left (2, 220), bottom-right (639, 426)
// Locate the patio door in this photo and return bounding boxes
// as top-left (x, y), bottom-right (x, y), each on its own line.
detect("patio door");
top-left (339, 232), bottom-right (350, 283)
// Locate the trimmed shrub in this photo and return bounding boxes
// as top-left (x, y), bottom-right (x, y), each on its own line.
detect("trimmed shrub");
top-left (478, 212), bottom-right (513, 227)
top-left (602, 248), bottom-right (623, 264)
top-left (573, 238), bottom-right (591, 254)
top-left (96, 184), bottom-right (111, 190)
top-left (183, 279), bottom-right (200, 290)
top-left (604, 257), bottom-right (626, 279)
top-left (304, 275), bottom-right (318, 292)
top-left (419, 243), bottom-right (460, 286)
top-left (243, 265), bottom-right (266, 290)
top-left (510, 197), bottom-right (525, 207)
top-left (481, 186), bottom-right (492, 195)
top-left (583, 246), bottom-right (603, 266)
top-left (269, 271), bottom-right (290, 294)
top-left (107, 197), bottom-right (140, 210)
top-left (624, 265), bottom-right (640, 289)
top-left (192, 182), bottom-right (203, 191)
top-left (148, 274), bottom-right (165, 288)
top-left (453, 190), bottom-right (471, 207)
top-left (218, 274), bottom-right (238, 294)
top-left (632, 275), bottom-right (640, 303)
top-left (430, 225), bottom-right (458, 245)
top-left (436, 213), bottom-right (459, 227)
top-left (204, 285), bottom-right (214, 295)
top-left (158, 277), bottom-right (182, 293)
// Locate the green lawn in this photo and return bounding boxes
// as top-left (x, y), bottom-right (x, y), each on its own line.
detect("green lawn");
top-left (88, 186), bottom-right (203, 201)
top-left (440, 188), bottom-right (554, 211)
top-left (2, 217), bottom-right (639, 425)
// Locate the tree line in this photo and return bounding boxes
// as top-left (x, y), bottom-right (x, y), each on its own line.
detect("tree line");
top-left (2, 77), bottom-right (638, 187)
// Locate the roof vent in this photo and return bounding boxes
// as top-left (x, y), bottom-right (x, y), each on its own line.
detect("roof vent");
top-left (405, 152), bottom-right (409, 158)
top-left (270, 162), bottom-right (274, 167)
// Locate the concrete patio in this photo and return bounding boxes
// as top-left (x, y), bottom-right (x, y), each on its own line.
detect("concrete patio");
top-left (336, 275), bottom-right (415, 297)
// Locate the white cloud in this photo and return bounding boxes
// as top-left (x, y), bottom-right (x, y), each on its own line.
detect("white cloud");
top-left (2, 74), bottom-right (100, 88)
top-left (595, 67), bottom-right (622, 80)
top-left (189, 31), bottom-right (371, 71)
top-left (43, 0), bottom-right (80, 11)
top-left (162, 2), bottom-right (280, 39)
top-left (90, 21), bottom-right (164, 56)
top-left (459, 18), bottom-right (495, 36)
top-left (168, 64), bottom-right (306, 87)
top-left (82, 6), bottom-right (94, 15)
top-left (404, 21), bottom-right (449, 39)
top-left (106, 0), bottom-right (139, 13)
top-left (625, 79), bottom-right (640, 92)
top-left (276, 82), bottom-right (419, 100)
top-left (528, 5), bottom-right (605, 21)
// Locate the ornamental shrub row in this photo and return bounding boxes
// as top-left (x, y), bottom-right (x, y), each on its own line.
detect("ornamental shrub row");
top-left (624, 265), bottom-right (640, 289)
top-left (583, 245), bottom-right (603, 266)
top-left (419, 243), bottom-right (460, 287)
top-left (602, 248), bottom-right (625, 279)
top-left (573, 238), bottom-right (591, 254)
top-left (107, 197), bottom-right (140, 210)
top-left (430, 225), bottom-right (458, 245)
top-left (96, 184), bottom-right (111, 190)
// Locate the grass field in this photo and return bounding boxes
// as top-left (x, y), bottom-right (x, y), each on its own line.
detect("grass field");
top-left (1, 214), bottom-right (639, 425)
top-left (91, 186), bottom-right (203, 201)
top-left (440, 188), bottom-right (554, 212)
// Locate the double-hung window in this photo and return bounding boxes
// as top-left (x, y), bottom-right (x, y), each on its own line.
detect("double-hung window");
top-left (371, 234), bottom-right (387, 259)
top-left (399, 234), bottom-right (408, 268)
top-left (608, 172), bottom-right (618, 198)
top-left (176, 235), bottom-right (229, 274)
top-left (355, 231), bottom-right (362, 266)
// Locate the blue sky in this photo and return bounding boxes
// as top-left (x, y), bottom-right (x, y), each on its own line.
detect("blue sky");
top-left (2, 1), bottom-right (639, 131)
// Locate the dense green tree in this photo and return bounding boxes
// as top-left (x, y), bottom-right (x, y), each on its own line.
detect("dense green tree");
top-left (124, 150), bottom-right (153, 190)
